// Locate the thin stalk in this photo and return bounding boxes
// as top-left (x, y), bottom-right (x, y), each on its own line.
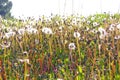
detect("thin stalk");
top-left (76, 38), bottom-right (81, 61)
top-left (24, 61), bottom-right (27, 80)
top-left (3, 48), bottom-right (7, 80)
top-left (109, 52), bottom-right (111, 80)
top-left (48, 36), bottom-right (52, 56)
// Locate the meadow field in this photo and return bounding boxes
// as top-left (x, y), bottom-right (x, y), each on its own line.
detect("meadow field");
top-left (0, 13), bottom-right (120, 80)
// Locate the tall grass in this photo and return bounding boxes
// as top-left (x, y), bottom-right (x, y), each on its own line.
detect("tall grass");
top-left (0, 13), bottom-right (120, 79)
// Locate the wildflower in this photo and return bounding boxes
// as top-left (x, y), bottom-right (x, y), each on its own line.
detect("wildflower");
top-left (58, 26), bottom-right (63, 32)
top-left (93, 22), bottom-right (99, 27)
top-left (18, 59), bottom-right (30, 64)
top-left (72, 18), bottom-right (77, 25)
top-left (25, 25), bottom-right (32, 29)
top-left (6, 27), bottom-right (12, 32)
top-left (99, 34), bottom-right (107, 39)
top-left (98, 27), bottom-right (108, 39)
top-left (18, 28), bottom-right (25, 35)
top-left (73, 31), bottom-right (80, 38)
top-left (42, 27), bottom-right (52, 34)
top-left (4, 31), bottom-right (16, 39)
top-left (114, 35), bottom-right (120, 39)
top-left (68, 43), bottom-right (76, 50)
top-left (0, 41), bottom-right (11, 49)
top-left (56, 21), bottom-right (59, 25)
top-left (117, 24), bottom-right (120, 30)
top-left (98, 27), bottom-right (106, 34)
top-left (24, 59), bottom-right (30, 64)
top-left (109, 24), bottom-right (115, 31)
top-left (35, 39), bottom-right (39, 44)
top-left (18, 59), bottom-right (24, 63)
top-left (17, 35), bottom-right (23, 41)
top-left (81, 18), bottom-right (86, 22)
top-left (27, 28), bottom-right (38, 34)
top-left (23, 51), bottom-right (28, 55)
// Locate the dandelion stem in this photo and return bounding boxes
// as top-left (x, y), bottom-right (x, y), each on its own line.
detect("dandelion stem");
top-left (49, 38), bottom-right (52, 56)
top-left (24, 61), bottom-right (27, 80)
top-left (76, 38), bottom-right (81, 63)
top-left (109, 52), bottom-right (111, 80)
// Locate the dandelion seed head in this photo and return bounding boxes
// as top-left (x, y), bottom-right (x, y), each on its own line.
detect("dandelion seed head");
top-left (23, 51), bottom-right (28, 55)
top-left (117, 24), bottom-right (120, 29)
top-left (35, 39), bottom-right (39, 44)
top-left (42, 27), bottom-right (52, 34)
top-left (81, 18), bottom-right (86, 22)
top-left (93, 22), bottom-right (99, 27)
top-left (73, 31), bottom-right (80, 38)
top-left (98, 27), bottom-right (106, 34)
top-left (0, 41), bottom-right (11, 49)
top-left (18, 28), bottom-right (25, 35)
top-left (27, 28), bottom-right (38, 34)
top-left (114, 35), bottom-right (120, 39)
top-left (109, 24), bottom-right (115, 31)
top-left (87, 21), bottom-right (91, 24)
top-left (68, 43), bottom-right (76, 50)
top-left (4, 31), bottom-right (16, 39)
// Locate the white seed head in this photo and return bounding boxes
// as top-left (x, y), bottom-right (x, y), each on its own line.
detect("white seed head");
top-left (42, 27), bottom-right (52, 34)
top-left (117, 24), bottom-right (120, 29)
top-left (73, 31), bottom-right (80, 38)
top-left (93, 22), bottom-right (99, 27)
top-left (18, 28), bottom-right (25, 35)
top-left (68, 43), bottom-right (76, 50)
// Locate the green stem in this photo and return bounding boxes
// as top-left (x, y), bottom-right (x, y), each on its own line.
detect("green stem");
top-left (24, 62), bottom-right (27, 80)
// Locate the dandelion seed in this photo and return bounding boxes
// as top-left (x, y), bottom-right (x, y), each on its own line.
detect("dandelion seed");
top-left (35, 39), bottom-right (39, 44)
top-left (14, 63), bottom-right (18, 67)
top-left (109, 24), bottom-right (115, 31)
top-left (81, 18), bottom-right (86, 22)
top-left (4, 31), bottom-right (16, 39)
top-left (24, 59), bottom-right (30, 64)
top-left (42, 27), bottom-right (52, 34)
top-left (18, 28), bottom-right (25, 35)
top-left (18, 59), bottom-right (29, 64)
top-left (27, 28), bottom-right (38, 34)
top-left (0, 41), bottom-right (11, 49)
top-left (87, 21), bottom-right (91, 24)
top-left (68, 43), bottom-right (76, 50)
top-left (23, 51), bottom-right (28, 55)
top-left (114, 35), bottom-right (120, 39)
top-left (73, 31), bottom-right (80, 38)
top-left (72, 18), bottom-right (77, 25)
top-left (93, 22), bottom-right (99, 27)
top-left (56, 21), bottom-right (59, 25)
top-left (117, 24), bottom-right (120, 29)
top-left (58, 26), bottom-right (63, 32)
top-left (98, 27), bottom-right (106, 34)
top-left (18, 59), bottom-right (24, 63)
